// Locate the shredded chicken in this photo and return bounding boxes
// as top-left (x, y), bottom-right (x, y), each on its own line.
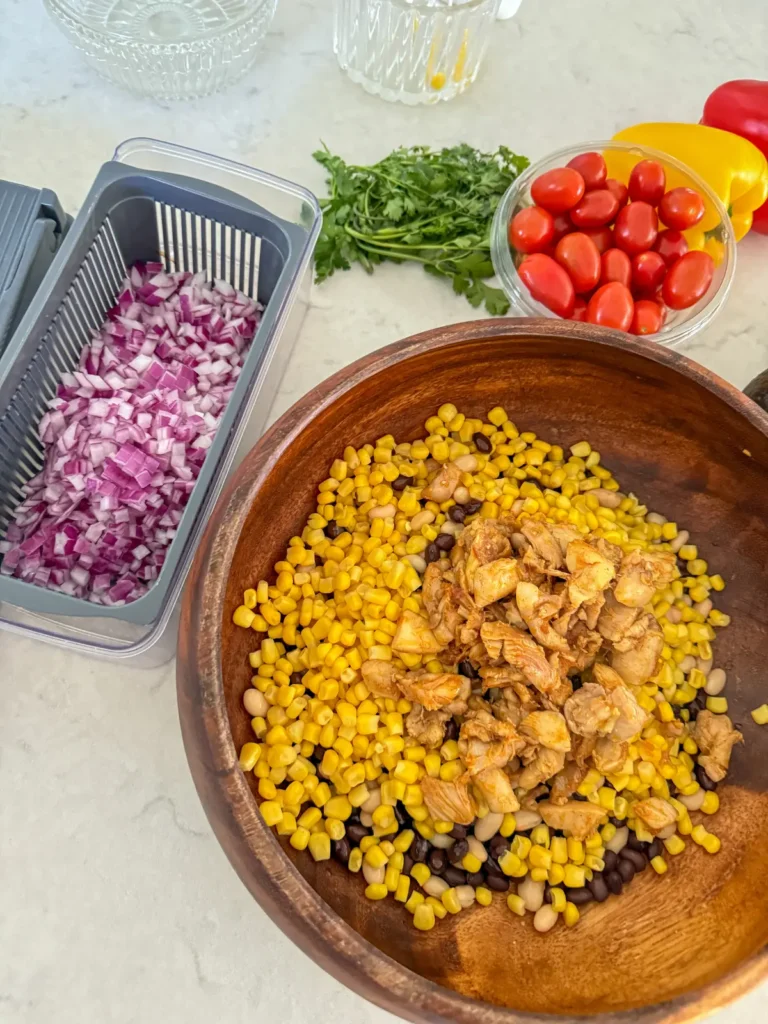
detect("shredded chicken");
top-left (360, 659), bottom-right (401, 699)
top-left (538, 799), bottom-right (608, 841)
top-left (632, 797), bottom-right (678, 835)
top-left (614, 548), bottom-right (677, 608)
top-left (472, 766), bottom-right (520, 813)
top-left (405, 705), bottom-right (449, 748)
top-left (592, 735), bottom-right (629, 773)
top-left (597, 590), bottom-right (643, 644)
top-left (421, 776), bottom-right (476, 825)
top-left (610, 615), bottom-right (664, 686)
top-left (459, 709), bottom-right (524, 775)
top-left (421, 461), bottom-right (462, 502)
top-left (520, 710), bottom-right (572, 752)
top-left (518, 747), bottom-right (566, 790)
top-left (453, 518), bottom-right (511, 593)
top-left (564, 539), bottom-right (616, 609)
top-left (473, 558), bottom-right (520, 608)
top-left (564, 682), bottom-right (619, 737)
top-left (693, 711), bottom-right (743, 782)
top-left (520, 519), bottom-right (564, 569)
top-left (396, 671), bottom-right (469, 712)
top-left (480, 621), bottom-right (563, 698)
top-left (515, 581), bottom-right (570, 652)
top-left (549, 762), bottom-right (589, 805)
top-left (391, 609), bottom-right (442, 655)
top-left (422, 563), bottom-right (481, 649)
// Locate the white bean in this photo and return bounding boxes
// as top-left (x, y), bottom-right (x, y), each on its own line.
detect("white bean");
top-left (679, 789), bottom-right (706, 812)
top-left (519, 876), bottom-right (545, 912)
top-left (646, 511), bottom-right (667, 525)
top-left (360, 811), bottom-right (374, 827)
top-left (405, 554), bottom-right (427, 574)
top-left (666, 607), bottom-right (682, 624)
top-left (704, 668), bottom-right (727, 696)
top-left (243, 687), bottom-right (268, 717)
top-left (533, 905), bottom-right (559, 934)
top-left (670, 530), bottom-right (690, 554)
top-left (423, 876), bottom-right (449, 898)
top-left (430, 833), bottom-right (455, 850)
top-left (514, 809), bottom-right (543, 831)
top-left (453, 454), bottom-right (478, 472)
top-left (466, 836), bottom-right (488, 863)
top-left (456, 885), bottom-right (476, 908)
top-left (474, 811), bottom-right (504, 843)
top-left (453, 485), bottom-right (470, 504)
top-left (440, 520), bottom-right (462, 537)
top-left (694, 598), bottom-right (713, 618)
top-left (410, 509), bottom-right (435, 531)
top-left (605, 825), bottom-right (629, 855)
top-left (697, 657), bottom-right (713, 676)
top-left (511, 532), bottom-right (528, 552)
top-left (657, 824), bottom-right (677, 840)
top-left (593, 489), bottom-right (622, 509)
top-left (679, 655), bottom-right (697, 673)
top-left (369, 502), bottom-right (396, 519)
top-left (681, 594), bottom-right (692, 607)
top-left (361, 787), bottom-right (381, 813)
top-left (363, 862), bottom-right (385, 885)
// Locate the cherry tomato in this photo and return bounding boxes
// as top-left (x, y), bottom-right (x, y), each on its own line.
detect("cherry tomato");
top-left (653, 228), bottom-right (688, 266)
top-left (661, 250), bottom-right (714, 310)
top-left (518, 253), bottom-right (576, 318)
top-left (509, 206), bottom-right (555, 254)
top-left (658, 187), bottom-right (706, 230)
top-left (614, 202), bottom-right (658, 255)
top-left (553, 232), bottom-right (601, 293)
top-left (631, 251), bottom-right (667, 295)
top-left (570, 189), bottom-right (620, 229)
top-left (604, 178), bottom-right (629, 209)
top-left (600, 248), bottom-right (632, 288)
top-left (628, 159), bottom-right (666, 204)
top-left (531, 168), bottom-right (585, 214)
top-left (551, 214), bottom-right (572, 243)
top-left (566, 152), bottom-right (607, 191)
top-left (571, 297), bottom-right (588, 322)
top-left (586, 282), bottom-right (634, 331)
top-left (581, 225), bottom-right (613, 254)
top-left (630, 299), bottom-right (665, 336)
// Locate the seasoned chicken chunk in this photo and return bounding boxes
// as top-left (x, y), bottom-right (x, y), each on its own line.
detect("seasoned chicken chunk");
top-left (520, 520), bottom-right (564, 569)
top-left (480, 665), bottom-right (526, 691)
top-left (422, 775), bottom-right (476, 825)
top-left (480, 622), bottom-right (563, 698)
top-left (592, 735), bottom-right (629, 774)
top-left (610, 615), bottom-right (663, 686)
top-left (473, 558), bottom-right (521, 608)
top-left (518, 747), bottom-right (566, 790)
top-left (632, 797), bottom-right (678, 835)
top-left (397, 671), bottom-right (469, 712)
top-left (693, 711), bottom-right (743, 782)
top-left (459, 709), bottom-right (524, 775)
top-left (515, 581), bottom-right (570, 652)
top-left (391, 609), bottom-right (442, 656)
top-left (564, 683), bottom-right (618, 737)
top-left (539, 799), bottom-right (608, 841)
top-left (549, 762), bottom-right (589, 805)
top-left (597, 591), bottom-right (642, 644)
top-left (614, 548), bottom-right (677, 608)
top-left (565, 539), bottom-right (616, 607)
top-left (360, 660), bottom-right (401, 699)
top-left (405, 704), bottom-right (449, 748)
top-left (520, 710), bottom-right (571, 752)
top-left (473, 766), bottom-right (520, 813)
top-left (422, 562), bottom-right (480, 649)
top-left (422, 461), bottom-right (462, 502)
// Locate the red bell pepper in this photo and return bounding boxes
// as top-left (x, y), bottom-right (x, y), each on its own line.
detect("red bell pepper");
top-left (703, 80), bottom-right (768, 233)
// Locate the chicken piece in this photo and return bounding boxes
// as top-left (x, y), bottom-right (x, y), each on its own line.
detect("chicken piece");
top-left (519, 784), bottom-right (549, 809)
top-left (549, 523), bottom-right (582, 558)
top-left (397, 671), bottom-right (469, 712)
top-left (421, 776), bottom-right (476, 825)
top-left (488, 686), bottom-right (529, 726)
top-left (480, 622), bottom-right (563, 698)
top-left (453, 518), bottom-right (512, 593)
top-left (693, 711), bottom-right (743, 782)
top-left (570, 733), bottom-right (597, 766)
top-left (562, 620), bottom-right (603, 673)
top-left (515, 581), bottom-right (570, 652)
top-left (564, 683), bottom-right (618, 737)
top-left (391, 609), bottom-right (443, 656)
top-left (501, 598), bottom-right (527, 629)
top-left (459, 710), bottom-right (524, 775)
top-left (422, 461), bottom-right (462, 502)
top-left (592, 736), bottom-right (629, 774)
top-left (520, 710), bottom-right (571, 752)
top-left (579, 591), bottom-right (606, 631)
top-left (549, 762), bottom-right (589, 805)
top-left (538, 800), bottom-right (608, 841)
top-left (610, 683), bottom-right (649, 741)
top-left (405, 704), bottom-right (449, 749)
top-left (614, 548), bottom-right (677, 608)
top-left (360, 659), bottom-right (401, 699)
top-left (518, 747), bottom-right (566, 790)
top-left (472, 767), bottom-right (520, 813)
top-left (610, 615), bottom-right (664, 686)
top-left (520, 519), bottom-right (564, 568)
top-left (593, 537), bottom-right (624, 570)
top-left (421, 562), bottom-right (481, 649)
top-left (565, 539), bottom-right (616, 608)
top-left (632, 797), bottom-right (678, 835)
top-left (597, 591), bottom-right (643, 644)
top-left (473, 558), bottom-right (521, 608)
top-left (480, 665), bottom-right (526, 691)
top-left (591, 663), bottom-right (625, 691)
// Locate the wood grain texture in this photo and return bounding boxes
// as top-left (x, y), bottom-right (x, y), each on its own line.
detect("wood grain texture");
top-left (177, 318), bottom-right (768, 1023)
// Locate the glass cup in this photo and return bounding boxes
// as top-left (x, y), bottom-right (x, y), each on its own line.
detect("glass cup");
top-left (334, 0), bottom-right (501, 105)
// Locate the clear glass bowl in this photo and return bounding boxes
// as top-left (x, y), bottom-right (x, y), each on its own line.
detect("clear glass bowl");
top-left (490, 140), bottom-right (736, 347)
top-left (43, 0), bottom-right (278, 100)
top-left (334, 0), bottom-right (501, 105)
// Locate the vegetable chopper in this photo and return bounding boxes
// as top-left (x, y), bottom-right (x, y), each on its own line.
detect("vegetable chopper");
top-left (0, 139), bottom-right (321, 666)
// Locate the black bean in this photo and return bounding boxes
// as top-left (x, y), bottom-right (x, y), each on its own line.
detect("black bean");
top-left (486, 874), bottom-right (510, 892)
top-left (619, 847), bottom-right (648, 872)
top-left (462, 499), bottom-right (483, 516)
top-left (457, 660), bottom-right (478, 681)
top-left (325, 521), bottom-right (344, 539)
top-left (403, 853), bottom-right (414, 876)
top-left (428, 849), bottom-right (447, 874)
top-left (466, 871), bottom-right (485, 887)
top-left (627, 833), bottom-right (646, 852)
top-left (695, 764), bottom-right (718, 791)
top-left (448, 822), bottom-right (467, 840)
top-left (543, 884), bottom-right (552, 905)
top-left (425, 542), bottom-right (440, 564)
top-left (332, 838), bottom-right (351, 864)
top-left (484, 855), bottom-right (504, 877)
top-left (472, 432), bottom-right (493, 454)
top-left (609, 816), bottom-right (623, 828)
top-left (443, 866), bottom-right (467, 887)
top-left (347, 823), bottom-right (369, 845)
top-left (444, 719), bottom-right (459, 742)
top-left (647, 839), bottom-right (663, 861)
top-left (394, 804), bottom-right (409, 827)
top-left (448, 838), bottom-right (469, 864)
top-left (436, 533), bottom-right (455, 552)
top-left (603, 849), bottom-right (618, 872)
top-left (617, 858), bottom-right (636, 884)
top-left (570, 673), bottom-right (583, 691)
top-left (588, 873), bottom-right (609, 903)
top-left (392, 475), bottom-right (409, 492)
top-left (489, 835), bottom-right (510, 858)
top-left (448, 505), bottom-right (466, 523)
top-left (605, 871), bottom-right (623, 896)
top-left (567, 887), bottom-right (594, 905)
top-left (411, 836), bottom-right (429, 863)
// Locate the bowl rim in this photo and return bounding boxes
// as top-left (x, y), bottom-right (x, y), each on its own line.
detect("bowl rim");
top-left (489, 140), bottom-right (737, 349)
top-left (177, 317), bottom-right (768, 1024)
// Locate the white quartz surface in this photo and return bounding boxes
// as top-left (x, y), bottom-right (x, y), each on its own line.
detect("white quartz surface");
top-left (1, 1), bottom-right (768, 1021)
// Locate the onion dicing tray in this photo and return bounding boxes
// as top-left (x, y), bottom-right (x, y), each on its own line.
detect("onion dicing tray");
top-left (0, 139), bottom-right (321, 659)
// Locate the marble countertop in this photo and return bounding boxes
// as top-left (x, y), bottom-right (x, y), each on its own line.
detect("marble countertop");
top-left (2, 0), bottom-right (767, 1021)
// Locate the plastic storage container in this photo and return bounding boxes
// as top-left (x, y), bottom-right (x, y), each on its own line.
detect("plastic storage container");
top-left (0, 139), bottom-right (321, 666)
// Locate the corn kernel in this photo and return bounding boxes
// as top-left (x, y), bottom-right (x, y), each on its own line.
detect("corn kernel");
top-left (410, 863), bottom-right (431, 886)
top-left (413, 903), bottom-right (436, 931)
top-left (751, 704), bottom-right (768, 726)
top-left (476, 887), bottom-right (493, 907)
top-left (507, 893), bottom-right (526, 916)
top-left (394, 875), bottom-right (411, 902)
top-left (650, 855), bottom-right (668, 875)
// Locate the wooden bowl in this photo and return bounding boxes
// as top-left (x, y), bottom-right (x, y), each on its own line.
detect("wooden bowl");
top-left (177, 319), bottom-right (768, 1024)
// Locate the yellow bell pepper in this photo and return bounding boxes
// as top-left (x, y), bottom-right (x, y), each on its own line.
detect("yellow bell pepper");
top-left (609, 123), bottom-right (768, 242)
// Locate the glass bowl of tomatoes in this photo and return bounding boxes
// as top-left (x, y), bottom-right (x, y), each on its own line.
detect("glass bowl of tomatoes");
top-left (490, 140), bottom-right (736, 345)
